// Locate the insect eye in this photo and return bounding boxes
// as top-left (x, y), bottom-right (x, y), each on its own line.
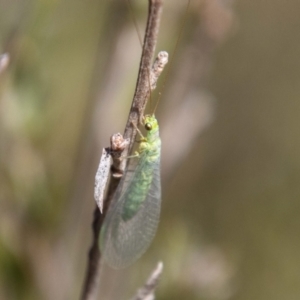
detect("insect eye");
top-left (145, 123), bottom-right (152, 131)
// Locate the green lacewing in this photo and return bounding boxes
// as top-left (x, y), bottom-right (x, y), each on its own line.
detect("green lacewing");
top-left (101, 115), bottom-right (161, 268)
top-left (99, 0), bottom-right (190, 268)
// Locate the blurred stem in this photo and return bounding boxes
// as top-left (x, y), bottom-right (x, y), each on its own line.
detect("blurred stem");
top-left (130, 262), bottom-right (163, 300)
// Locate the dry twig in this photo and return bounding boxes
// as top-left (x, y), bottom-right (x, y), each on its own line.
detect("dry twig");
top-left (80, 1), bottom-right (164, 299)
top-left (130, 262), bottom-right (164, 300)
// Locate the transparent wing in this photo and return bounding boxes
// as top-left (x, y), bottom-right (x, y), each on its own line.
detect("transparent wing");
top-left (101, 152), bottom-right (161, 269)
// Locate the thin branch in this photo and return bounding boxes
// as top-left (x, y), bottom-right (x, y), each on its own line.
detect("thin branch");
top-left (80, 1), bottom-right (163, 299)
top-left (123, 0), bottom-right (163, 155)
top-left (130, 262), bottom-right (164, 300)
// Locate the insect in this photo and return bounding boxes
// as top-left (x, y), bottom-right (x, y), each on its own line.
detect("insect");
top-left (98, 0), bottom-right (190, 269)
top-left (100, 115), bottom-right (161, 269)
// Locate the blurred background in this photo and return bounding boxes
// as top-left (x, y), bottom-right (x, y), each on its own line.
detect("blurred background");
top-left (1, 0), bottom-right (300, 299)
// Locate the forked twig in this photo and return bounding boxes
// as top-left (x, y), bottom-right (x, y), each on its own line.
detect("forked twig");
top-left (80, 1), bottom-right (164, 299)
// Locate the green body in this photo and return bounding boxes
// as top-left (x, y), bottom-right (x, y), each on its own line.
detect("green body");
top-left (122, 120), bottom-right (161, 220)
top-left (101, 115), bottom-right (161, 269)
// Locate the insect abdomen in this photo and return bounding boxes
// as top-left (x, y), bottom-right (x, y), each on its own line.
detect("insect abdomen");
top-left (121, 151), bottom-right (157, 221)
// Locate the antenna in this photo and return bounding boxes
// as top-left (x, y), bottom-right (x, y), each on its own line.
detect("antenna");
top-left (127, 0), bottom-right (143, 47)
top-left (127, 0), bottom-right (191, 115)
top-left (153, 0), bottom-right (191, 114)
top-left (127, 0), bottom-right (154, 111)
